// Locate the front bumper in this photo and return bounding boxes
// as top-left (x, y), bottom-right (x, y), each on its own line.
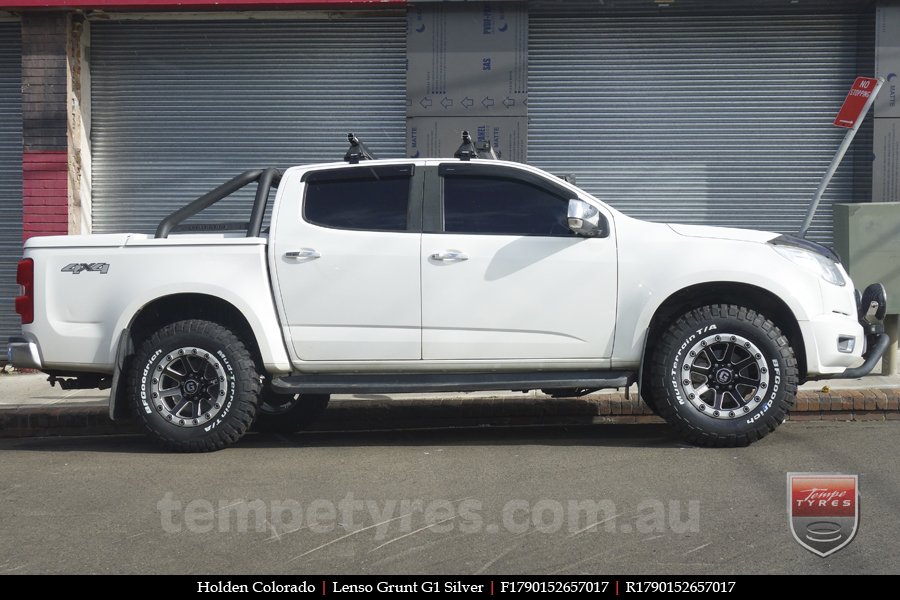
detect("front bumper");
top-left (836, 333), bottom-right (890, 379)
top-left (6, 337), bottom-right (43, 370)
top-left (806, 282), bottom-right (889, 380)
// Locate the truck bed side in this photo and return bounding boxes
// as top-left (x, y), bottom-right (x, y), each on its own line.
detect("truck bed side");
top-left (22, 233), bottom-right (291, 373)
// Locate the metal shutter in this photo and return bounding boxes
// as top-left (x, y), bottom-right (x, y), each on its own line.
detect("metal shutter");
top-left (0, 22), bottom-right (22, 344)
top-left (90, 16), bottom-right (406, 234)
top-left (529, 6), bottom-right (873, 244)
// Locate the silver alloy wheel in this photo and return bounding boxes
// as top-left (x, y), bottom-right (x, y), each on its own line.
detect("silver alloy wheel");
top-left (150, 346), bottom-right (227, 428)
top-left (679, 333), bottom-right (769, 420)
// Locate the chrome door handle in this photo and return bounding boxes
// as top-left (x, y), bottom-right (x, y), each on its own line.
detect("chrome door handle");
top-left (284, 248), bottom-right (320, 260)
top-left (430, 250), bottom-right (469, 262)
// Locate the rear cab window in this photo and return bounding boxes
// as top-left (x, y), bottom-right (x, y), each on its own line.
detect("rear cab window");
top-left (302, 164), bottom-right (416, 232)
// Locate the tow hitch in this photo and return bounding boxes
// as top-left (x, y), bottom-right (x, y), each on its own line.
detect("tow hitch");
top-left (829, 283), bottom-right (890, 379)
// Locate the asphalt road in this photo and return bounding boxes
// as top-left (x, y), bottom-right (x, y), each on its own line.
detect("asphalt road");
top-left (1, 421), bottom-right (898, 575)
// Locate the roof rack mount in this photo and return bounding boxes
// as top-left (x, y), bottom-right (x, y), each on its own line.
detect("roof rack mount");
top-left (454, 130), bottom-right (497, 161)
top-left (344, 133), bottom-right (376, 164)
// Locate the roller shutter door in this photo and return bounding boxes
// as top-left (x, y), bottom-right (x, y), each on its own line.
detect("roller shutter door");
top-left (0, 22), bottom-right (22, 344)
top-left (529, 6), bottom-right (873, 244)
top-left (90, 16), bottom-right (407, 234)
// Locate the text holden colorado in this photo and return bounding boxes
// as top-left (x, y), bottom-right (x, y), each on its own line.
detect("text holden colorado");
top-left (197, 582), bottom-right (316, 593)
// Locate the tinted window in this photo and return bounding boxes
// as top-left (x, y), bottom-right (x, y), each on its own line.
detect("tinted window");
top-left (304, 166), bottom-right (412, 232)
top-left (442, 176), bottom-right (573, 236)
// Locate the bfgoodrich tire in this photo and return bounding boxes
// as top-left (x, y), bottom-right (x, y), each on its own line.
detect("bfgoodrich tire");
top-left (129, 320), bottom-right (260, 452)
top-left (254, 389), bottom-right (330, 433)
top-left (648, 304), bottom-right (798, 447)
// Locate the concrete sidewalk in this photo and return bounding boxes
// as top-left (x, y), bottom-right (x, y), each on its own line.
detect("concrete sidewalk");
top-left (2, 362), bottom-right (900, 438)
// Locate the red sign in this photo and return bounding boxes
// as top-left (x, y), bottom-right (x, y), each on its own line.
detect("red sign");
top-left (833, 77), bottom-right (879, 128)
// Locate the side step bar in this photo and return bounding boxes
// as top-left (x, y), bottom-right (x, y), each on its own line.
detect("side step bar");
top-left (271, 371), bottom-right (636, 395)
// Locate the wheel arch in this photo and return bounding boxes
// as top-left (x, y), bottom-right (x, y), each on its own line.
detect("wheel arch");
top-left (128, 293), bottom-right (263, 363)
top-left (639, 282), bottom-right (807, 394)
top-left (110, 293), bottom-right (266, 420)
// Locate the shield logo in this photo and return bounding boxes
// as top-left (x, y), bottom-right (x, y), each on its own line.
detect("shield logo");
top-left (787, 473), bottom-right (859, 557)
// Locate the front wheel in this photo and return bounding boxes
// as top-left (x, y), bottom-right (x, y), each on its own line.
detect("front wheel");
top-left (129, 319), bottom-right (260, 452)
top-left (647, 304), bottom-right (798, 447)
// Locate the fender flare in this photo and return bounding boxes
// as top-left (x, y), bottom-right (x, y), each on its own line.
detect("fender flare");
top-left (636, 327), bottom-right (650, 401)
top-left (108, 328), bottom-right (133, 420)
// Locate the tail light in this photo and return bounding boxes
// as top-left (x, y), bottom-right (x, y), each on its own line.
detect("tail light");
top-left (15, 258), bottom-right (34, 325)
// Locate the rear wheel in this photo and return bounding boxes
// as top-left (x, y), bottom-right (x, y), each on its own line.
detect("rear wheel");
top-left (648, 304), bottom-right (798, 447)
top-left (129, 319), bottom-right (260, 452)
top-left (254, 389), bottom-right (330, 433)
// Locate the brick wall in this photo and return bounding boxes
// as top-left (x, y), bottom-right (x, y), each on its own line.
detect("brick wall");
top-left (23, 151), bottom-right (68, 239)
top-left (21, 13), bottom-right (68, 240)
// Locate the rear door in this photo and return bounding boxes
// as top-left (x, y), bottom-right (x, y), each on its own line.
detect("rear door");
top-left (272, 164), bottom-right (422, 361)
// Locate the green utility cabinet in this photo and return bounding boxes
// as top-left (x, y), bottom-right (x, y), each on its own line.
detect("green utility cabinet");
top-left (833, 203), bottom-right (900, 314)
top-left (834, 202), bottom-right (900, 375)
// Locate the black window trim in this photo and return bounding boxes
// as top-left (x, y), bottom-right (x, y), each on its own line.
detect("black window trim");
top-left (301, 164), bottom-right (423, 234)
top-left (437, 162), bottom-right (573, 198)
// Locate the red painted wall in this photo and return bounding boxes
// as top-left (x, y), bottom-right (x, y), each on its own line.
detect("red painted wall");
top-left (23, 151), bottom-right (68, 241)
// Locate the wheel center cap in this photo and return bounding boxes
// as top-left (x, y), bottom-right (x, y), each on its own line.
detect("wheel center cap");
top-left (184, 380), bottom-right (199, 395)
top-left (715, 368), bottom-right (734, 385)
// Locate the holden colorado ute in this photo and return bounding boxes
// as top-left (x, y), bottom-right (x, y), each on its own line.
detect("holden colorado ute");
top-left (7, 134), bottom-right (889, 451)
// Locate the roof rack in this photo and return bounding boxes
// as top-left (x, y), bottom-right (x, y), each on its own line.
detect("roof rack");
top-left (454, 131), bottom-right (478, 161)
top-left (476, 140), bottom-right (497, 160)
top-left (454, 130), bottom-right (497, 161)
top-left (344, 132), bottom-right (376, 164)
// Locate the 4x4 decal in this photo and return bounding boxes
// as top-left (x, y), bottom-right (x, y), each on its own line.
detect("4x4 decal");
top-left (61, 263), bottom-right (110, 275)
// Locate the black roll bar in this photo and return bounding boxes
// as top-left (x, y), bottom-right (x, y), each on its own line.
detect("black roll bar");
top-left (155, 168), bottom-right (282, 239)
top-left (248, 168), bottom-right (278, 238)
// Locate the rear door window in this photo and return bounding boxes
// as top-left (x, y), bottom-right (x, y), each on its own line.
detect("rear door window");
top-left (303, 165), bottom-right (414, 232)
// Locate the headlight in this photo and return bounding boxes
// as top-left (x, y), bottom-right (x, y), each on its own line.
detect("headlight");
top-left (773, 245), bottom-right (846, 286)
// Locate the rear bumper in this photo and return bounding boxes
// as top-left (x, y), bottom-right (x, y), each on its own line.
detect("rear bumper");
top-left (6, 337), bottom-right (43, 370)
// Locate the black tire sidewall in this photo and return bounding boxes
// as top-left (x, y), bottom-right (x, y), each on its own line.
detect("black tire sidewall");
top-left (651, 306), bottom-right (796, 441)
top-left (130, 321), bottom-right (257, 449)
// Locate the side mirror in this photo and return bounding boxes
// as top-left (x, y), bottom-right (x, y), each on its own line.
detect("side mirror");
top-left (567, 199), bottom-right (605, 237)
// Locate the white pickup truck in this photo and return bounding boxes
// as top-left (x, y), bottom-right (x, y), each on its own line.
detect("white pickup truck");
top-left (7, 135), bottom-right (889, 452)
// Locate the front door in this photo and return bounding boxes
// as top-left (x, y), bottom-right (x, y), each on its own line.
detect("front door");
top-left (421, 163), bottom-right (617, 361)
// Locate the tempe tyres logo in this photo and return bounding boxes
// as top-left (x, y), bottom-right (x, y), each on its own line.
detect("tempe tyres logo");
top-left (787, 473), bottom-right (859, 557)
